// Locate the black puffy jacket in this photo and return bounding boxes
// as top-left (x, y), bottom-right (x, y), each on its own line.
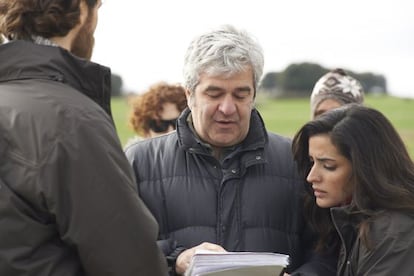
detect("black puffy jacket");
top-left (0, 40), bottom-right (167, 276)
top-left (126, 108), bottom-right (336, 275)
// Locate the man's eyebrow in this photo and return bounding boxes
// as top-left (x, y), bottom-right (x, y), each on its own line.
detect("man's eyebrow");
top-left (234, 86), bottom-right (252, 93)
top-left (203, 85), bottom-right (252, 93)
top-left (204, 85), bottom-right (224, 92)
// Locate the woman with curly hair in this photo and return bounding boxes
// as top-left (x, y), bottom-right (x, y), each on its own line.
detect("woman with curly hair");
top-left (127, 82), bottom-right (187, 144)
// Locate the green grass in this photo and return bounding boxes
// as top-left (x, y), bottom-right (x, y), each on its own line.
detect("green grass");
top-left (112, 94), bottom-right (414, 158)
top-left (111, 97), bottom-right (134, 145)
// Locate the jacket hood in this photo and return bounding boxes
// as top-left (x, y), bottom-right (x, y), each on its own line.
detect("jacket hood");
top-left (0, 40), bottom-right (112, 115)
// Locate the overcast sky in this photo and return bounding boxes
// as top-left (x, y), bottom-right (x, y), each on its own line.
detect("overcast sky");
top-left (92, 0), bottom-right (414, 98)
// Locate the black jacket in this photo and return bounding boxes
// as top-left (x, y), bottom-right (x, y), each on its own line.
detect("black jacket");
top-left (125, 108), bottom-right (336, 275)
top-left (332, 207), bottom-right (414, 275)
top-left (0, 41), bottom-right (167, 276)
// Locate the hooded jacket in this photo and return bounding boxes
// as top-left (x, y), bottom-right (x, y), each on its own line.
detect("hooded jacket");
top-left (0, 40), bottom-right (167, 276)
top-left (125, 108), bottom-right (337, 275)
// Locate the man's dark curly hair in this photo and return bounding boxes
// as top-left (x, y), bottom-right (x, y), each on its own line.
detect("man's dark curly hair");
top-left (0, 0), bottom-right (98, 40)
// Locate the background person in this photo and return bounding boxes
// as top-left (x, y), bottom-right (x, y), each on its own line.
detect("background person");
top-left (0, 0), bottom-right (167, 275)
top-left (125, 24), bottom-right (336, 275)
top-left (292, 104), bottom-right (414, 275)
top-left (126, 82), bottom-right (187, 146)
top-left (310, 68), bottom-right (364, 119)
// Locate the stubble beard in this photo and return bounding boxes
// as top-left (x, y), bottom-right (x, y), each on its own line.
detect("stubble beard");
top-left (71, 14), bottom-right (95, 60)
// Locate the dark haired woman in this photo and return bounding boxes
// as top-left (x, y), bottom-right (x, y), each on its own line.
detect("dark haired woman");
top-left (292, 104), bottom-right (414, 275)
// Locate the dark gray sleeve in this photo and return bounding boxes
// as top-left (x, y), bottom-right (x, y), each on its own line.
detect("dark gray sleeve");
top-left (46, 111), bottom-right (168, 276)
top-left (157, 239), bottom-right (187, 275)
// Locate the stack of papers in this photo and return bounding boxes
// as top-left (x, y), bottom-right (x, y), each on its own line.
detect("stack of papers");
top-left (185, 250), bottom-right (289, 276)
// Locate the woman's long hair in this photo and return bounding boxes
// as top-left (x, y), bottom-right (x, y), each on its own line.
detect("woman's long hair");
top-left (292, 104), bottom-right (414, 250)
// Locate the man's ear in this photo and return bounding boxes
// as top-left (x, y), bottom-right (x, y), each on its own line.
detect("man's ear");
top-left (185, 88), bottom-right (193, 109)
top-left (184, 88), bottom-right (191, 98)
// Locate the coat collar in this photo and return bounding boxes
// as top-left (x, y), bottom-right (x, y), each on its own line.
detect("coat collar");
top-left (0, 40), bottom-right (112, 116)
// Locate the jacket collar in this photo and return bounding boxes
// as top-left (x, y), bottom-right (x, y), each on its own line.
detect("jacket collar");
top-left (0, 40), bottom-right (112, 116)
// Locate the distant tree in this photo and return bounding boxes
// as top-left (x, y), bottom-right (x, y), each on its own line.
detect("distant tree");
top-left (355, 72), bottom-right (387, 94)
top-left (260, 72), bottom-right (279, 89)
top-left (258, 62), bottom-right (387, 97)
top-left (280, 63), bottom-right (327, 95)
top-left (111, 73), bottom-right (123, 97)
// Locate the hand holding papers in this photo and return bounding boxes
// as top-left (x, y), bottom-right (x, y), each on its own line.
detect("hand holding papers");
top-left (185, 250), bottom-right (289, 276)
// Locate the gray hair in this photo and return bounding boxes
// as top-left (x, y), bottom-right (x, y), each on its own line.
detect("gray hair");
top-left (183, 25), bottom-right (264, 94)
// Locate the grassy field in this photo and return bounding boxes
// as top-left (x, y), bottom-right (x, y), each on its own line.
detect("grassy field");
top-left (112, 94), bottom-right (414, 158)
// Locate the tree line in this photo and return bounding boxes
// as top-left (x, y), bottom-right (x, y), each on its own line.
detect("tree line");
top-left (260, 62), bottom-right (387, 98)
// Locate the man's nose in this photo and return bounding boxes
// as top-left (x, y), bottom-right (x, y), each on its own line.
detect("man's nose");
top-left (218, 95), bottom-right (236, 115)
